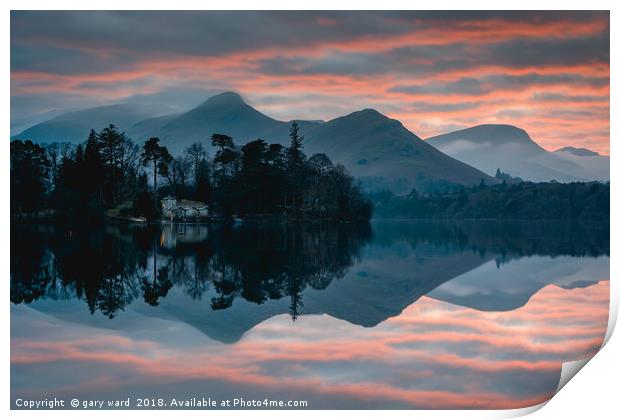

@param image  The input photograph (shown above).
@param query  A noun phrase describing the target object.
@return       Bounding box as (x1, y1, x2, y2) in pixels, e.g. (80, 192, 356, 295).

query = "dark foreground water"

(11, 220, 609, 409)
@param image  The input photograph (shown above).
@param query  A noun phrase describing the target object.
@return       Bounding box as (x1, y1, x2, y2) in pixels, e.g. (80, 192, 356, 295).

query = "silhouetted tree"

(211, 133, 237, 181)
(11, 140, 50, 215)
(286, 121, 307, 208)
(141, 137, 172, 206)
(11, 125, 372, 223)
(185, 142, 206, 184)
(45, 142, 61, 186)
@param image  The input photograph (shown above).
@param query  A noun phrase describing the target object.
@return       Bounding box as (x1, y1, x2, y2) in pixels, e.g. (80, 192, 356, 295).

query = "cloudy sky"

(11, 11, 610, 154)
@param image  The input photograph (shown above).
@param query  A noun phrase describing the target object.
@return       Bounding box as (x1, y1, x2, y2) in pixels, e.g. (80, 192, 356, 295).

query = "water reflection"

(11, 220, 608, 323)
(10, 281, 609, 409)
(10, 220, 610, 409)
(11, 222, 371, 320)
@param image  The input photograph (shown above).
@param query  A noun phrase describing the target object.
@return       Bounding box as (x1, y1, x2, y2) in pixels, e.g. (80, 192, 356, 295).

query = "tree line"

(10, 121, 372, 223)
(369, 181, 610, 221)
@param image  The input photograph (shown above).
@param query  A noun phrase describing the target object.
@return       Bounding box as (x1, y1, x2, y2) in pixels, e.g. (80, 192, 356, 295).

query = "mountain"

(13, 103, 175, 144)
(127, 92, 323, 152)
(304, 109, 494, 193)
(11, 109, 65, 137)
(555, 146, 600, 157)
(151, 92, 494, 193)
(125, 92, 493, 192)
(125, 113, 180, 142)
(425, 124, 594, 182)
(13, 92, 496, 192)
(553, 147, 609, 181)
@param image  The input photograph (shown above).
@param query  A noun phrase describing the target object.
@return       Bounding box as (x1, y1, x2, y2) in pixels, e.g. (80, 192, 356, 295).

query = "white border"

(3, 2, 617, 419)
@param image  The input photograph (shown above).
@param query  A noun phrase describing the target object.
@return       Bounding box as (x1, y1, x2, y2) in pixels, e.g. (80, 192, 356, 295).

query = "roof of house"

(178, 199, 208, 208)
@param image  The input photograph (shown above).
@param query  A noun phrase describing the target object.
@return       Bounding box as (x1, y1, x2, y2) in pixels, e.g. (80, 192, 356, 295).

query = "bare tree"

(185, 142, 207, 186)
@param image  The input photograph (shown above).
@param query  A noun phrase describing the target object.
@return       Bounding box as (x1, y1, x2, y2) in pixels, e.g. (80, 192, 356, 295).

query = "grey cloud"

(11, 44, 139, 75)
(406, 101, 486, 113)
(391, 78, 489, 96)
(531, 92, 609, 102)
(10, 10, 610, 126)
(11, 11, 609, 77)
(486, 73, 609, 89)
(487, 30, 609, 69)
(254, 30, 608, 82)
(390, 71, 608, 100)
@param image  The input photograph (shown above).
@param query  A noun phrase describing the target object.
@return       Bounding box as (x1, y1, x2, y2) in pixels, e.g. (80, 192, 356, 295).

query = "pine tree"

(286, 121, 306, 208)
(141, 138, 172, 206)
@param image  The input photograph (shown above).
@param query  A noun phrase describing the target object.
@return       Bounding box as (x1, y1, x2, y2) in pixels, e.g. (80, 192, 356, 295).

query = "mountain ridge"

(304, 109, 493, 192)
(425, 124, 606, 182)
(555, 146, 602, 157)
(20, 92, 608, 190)
(15, 91, 497, 192)
(14, 103, 176, 143)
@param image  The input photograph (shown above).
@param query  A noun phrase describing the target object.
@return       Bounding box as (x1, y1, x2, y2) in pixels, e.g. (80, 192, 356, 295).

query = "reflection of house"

(160, 224, 209, 248)
(161, 196, 210, 220)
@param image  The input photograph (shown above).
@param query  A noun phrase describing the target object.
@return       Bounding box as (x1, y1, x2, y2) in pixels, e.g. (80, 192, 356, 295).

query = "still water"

(11, 220, 609, 409)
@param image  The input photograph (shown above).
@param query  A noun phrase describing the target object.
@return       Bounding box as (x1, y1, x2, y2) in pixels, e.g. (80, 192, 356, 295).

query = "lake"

(10, 220, 610, 409)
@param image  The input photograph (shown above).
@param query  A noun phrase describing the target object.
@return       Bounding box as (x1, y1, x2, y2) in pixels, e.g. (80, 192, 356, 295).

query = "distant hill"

(553, 147, 609, 181)
(304, 109, 494, 193)
(16, 91, 493, 193)
(14, 103, 175, 144)
(555, 146, 600, 157)
(125, 113, 180, 142)
(426, 124, 597, 182)
(11, 109, 65, 137)
(144, 93, 493, 192)
(127, 92, 324, 152)
(45, 94, 620, 192)
(14, 98, 609, 187)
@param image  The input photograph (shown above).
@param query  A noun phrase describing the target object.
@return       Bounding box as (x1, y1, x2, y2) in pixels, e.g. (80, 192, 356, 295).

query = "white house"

(161, 196, 178, 217)
(161, 196, 210, 220)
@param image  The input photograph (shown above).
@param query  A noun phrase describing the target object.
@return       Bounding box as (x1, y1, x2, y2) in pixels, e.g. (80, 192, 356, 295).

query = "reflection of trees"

(10, 225, 56, 304)
(371, 220, 610, 260)
(204, 223, 371, 318)
(12, 219, 608, 320)
(10, 222, 371, 320)
(11, 224, 152, 318)
(51, 225, 148, 318)
(178, 223, 372, 319)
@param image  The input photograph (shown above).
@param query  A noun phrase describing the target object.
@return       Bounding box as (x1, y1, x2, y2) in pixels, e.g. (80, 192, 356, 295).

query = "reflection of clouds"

(11, 281, 608, 409)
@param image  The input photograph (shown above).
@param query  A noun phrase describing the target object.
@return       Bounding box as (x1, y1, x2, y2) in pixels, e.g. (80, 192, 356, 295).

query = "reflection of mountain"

(427, 258, 608, 311)
(11, 221, 609, 343)
(426, 124, 606, 182)
(148, 243, 490, 343)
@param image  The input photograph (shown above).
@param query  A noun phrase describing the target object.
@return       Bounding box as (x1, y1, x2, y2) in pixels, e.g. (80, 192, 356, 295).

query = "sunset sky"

(10, 11, 610, 154)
